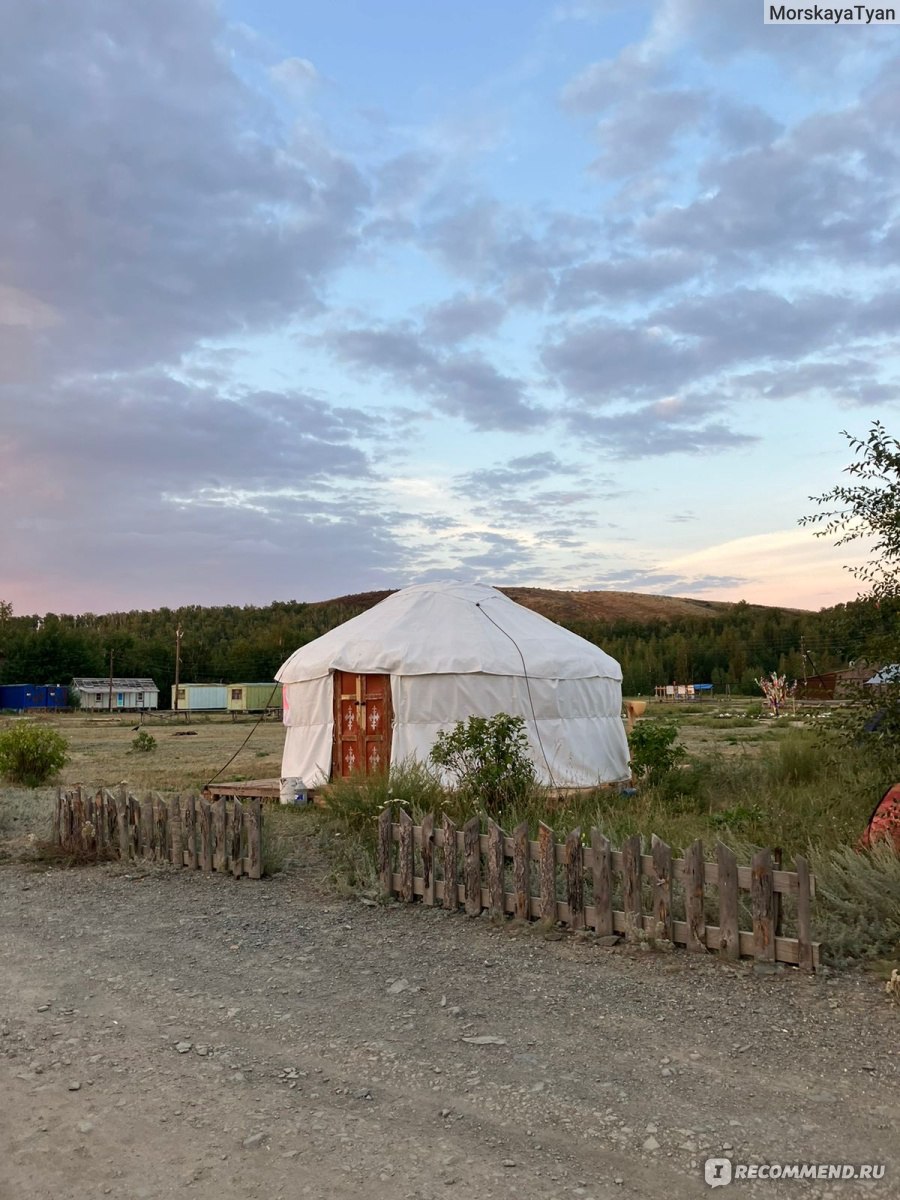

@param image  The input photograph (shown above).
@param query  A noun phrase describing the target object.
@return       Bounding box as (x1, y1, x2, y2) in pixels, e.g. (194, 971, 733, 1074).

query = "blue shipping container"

(1, 684, 35, 709)
(0, 683, 68, 709)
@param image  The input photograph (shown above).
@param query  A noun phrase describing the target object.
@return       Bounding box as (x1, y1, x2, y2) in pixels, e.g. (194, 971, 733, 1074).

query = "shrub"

(0, 723, 69, 787)
(430, 713, 537, 816)
(628, 720, 686, 783)
(131, 729, 156, 753)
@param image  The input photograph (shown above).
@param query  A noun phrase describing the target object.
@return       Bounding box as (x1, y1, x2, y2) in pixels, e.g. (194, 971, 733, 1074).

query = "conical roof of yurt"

(277, 580, 622, 681)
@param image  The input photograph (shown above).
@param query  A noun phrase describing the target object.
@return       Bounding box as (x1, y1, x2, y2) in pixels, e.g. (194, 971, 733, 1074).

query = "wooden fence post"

(565, 827, 584, 931)
(213, 797, 227, 871)
(169, 794, 183, 867)
(231, 798, 244, 878)
(591, 829, 613, 936)
(463, 817, 481, 916)
(716, 842, 739, 961)
(128, 794, 140, 859)
(246, 797, 262, 880)
(488, 821, 504, 917)
(684, 839, 706, 953)
(199, 798, 213, 872)
(538, 822, 556, 922)
(751, 849, 776, 963)
(442, 814, 458, 911)
(513, 822, 530, 920)
(651, 834, 673, 942)
(399, 808, 414, 903)
(104, 788, 117, 849)
(72, 787, 84, 853)
(421, 812, 435, 906)
(377, 804, 393, 896)
(84, 791, 97, 853)
(141, 795, 155, 861)
(795, 854, 814, 973)
(184, 795, 197, 869)
(155, 797, 168, 863)
(622, 834, 642, 938)
(116, 789, 128, 859)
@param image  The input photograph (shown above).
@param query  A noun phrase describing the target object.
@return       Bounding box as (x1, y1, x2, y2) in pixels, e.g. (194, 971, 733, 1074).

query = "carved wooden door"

(333, 672, 392, 777)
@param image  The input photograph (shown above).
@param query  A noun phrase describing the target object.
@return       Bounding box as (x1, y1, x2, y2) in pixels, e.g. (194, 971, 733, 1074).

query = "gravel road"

(1, 846, 896, 1200)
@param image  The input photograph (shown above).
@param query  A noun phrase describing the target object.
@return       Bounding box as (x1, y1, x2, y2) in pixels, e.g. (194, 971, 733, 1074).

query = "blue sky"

(1, 0, 897, 614)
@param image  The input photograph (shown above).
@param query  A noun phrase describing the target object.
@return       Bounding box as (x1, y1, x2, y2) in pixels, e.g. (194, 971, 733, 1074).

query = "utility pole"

(173, 626, 184, 712)
(107, 649, 114, 713)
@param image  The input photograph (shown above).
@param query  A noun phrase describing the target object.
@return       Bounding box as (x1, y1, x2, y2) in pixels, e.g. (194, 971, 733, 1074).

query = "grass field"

(0, 710, 285, 793)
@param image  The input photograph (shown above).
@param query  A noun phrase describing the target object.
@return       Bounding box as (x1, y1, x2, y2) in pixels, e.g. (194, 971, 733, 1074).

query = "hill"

(314, 586, 797, 625)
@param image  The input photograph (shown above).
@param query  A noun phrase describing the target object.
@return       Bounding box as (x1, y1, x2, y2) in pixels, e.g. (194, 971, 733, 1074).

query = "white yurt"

(276, 581, 630, 791)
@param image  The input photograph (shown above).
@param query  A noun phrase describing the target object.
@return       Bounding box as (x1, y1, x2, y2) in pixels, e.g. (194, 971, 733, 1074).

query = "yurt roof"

(276, 581, 622, 683)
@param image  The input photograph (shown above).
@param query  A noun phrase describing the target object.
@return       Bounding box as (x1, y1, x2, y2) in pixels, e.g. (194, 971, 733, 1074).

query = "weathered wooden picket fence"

(53, 786, 262, 878)
(378, 807, 819, 971)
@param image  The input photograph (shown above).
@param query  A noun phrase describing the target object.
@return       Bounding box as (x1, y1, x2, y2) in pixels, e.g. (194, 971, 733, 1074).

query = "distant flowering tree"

(755, 671, 796, 717)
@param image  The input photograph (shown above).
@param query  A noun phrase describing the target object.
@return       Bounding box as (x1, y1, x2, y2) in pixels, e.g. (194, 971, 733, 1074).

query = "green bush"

(628, 720, 686, 783)
(131, 730, 156, 753)
(430, 713, 537, 816)
(0, 723, 69, 787)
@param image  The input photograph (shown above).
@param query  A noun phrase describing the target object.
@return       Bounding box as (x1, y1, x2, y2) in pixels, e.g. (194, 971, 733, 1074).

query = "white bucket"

(280, 776, 308, 806)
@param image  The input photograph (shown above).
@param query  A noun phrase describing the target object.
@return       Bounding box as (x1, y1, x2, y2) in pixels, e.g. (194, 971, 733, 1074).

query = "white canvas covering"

(276, 581, 630, 789)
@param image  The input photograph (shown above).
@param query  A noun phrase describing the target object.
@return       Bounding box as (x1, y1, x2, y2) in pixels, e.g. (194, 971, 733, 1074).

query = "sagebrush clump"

(0, 723, 69, 786)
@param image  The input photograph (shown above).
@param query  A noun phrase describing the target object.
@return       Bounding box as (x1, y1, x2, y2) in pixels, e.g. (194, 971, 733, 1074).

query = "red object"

(860, 784, 900, 852)
(332, 672, 392, 778)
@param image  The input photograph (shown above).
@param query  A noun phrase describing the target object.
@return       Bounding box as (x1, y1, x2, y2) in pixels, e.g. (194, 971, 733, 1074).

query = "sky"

(1, 0, 897, 617)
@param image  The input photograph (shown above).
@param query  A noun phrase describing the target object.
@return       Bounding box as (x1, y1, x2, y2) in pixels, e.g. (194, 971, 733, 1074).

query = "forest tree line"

(1, 592, 895, 702)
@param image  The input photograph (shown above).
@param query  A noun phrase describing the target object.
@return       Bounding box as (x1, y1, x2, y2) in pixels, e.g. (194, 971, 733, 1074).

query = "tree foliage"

(801, 421, 900, 603)
(801, 423, 900, 765)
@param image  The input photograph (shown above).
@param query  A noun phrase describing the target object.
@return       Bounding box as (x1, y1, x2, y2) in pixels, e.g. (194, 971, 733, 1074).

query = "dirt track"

(1, 845, 896, 1200)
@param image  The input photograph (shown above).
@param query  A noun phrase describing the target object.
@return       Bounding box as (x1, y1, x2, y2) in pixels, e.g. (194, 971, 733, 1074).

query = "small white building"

(72, 677, 159, 711)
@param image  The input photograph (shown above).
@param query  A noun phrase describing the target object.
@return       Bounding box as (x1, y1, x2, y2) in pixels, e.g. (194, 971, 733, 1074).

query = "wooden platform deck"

(204, 778, 323, 806)
(204, 778, 280, 800)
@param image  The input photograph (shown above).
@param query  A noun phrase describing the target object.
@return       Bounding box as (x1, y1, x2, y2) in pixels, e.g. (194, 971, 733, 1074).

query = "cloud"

(422, 293, 506, 344)
(554, 251, 703, 309)
(0, 0, 368, 385)
(269, 56, 320, 91)
(454, 452, 575, 496)
(659, 527, 876, 609)
(327, 324, 545, 431)
(565, 402, 756, 458)
(638, 118, 896, 266)
(543, 321, 700, 402)
(590, 88, 708, 178)
(560, 48, 664, 114)
(421, 197, 600, 298)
